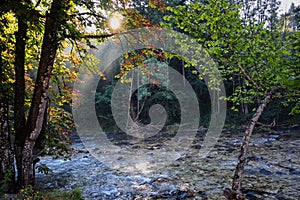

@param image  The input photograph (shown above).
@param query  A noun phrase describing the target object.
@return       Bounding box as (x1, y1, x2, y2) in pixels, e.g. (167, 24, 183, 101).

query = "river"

(35, 129, 300, 199)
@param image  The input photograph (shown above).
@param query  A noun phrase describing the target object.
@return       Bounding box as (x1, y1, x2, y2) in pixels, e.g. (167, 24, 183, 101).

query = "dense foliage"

(0, 0, 116, 192)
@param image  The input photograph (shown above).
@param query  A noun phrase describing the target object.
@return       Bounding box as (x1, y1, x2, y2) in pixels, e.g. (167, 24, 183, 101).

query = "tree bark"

(14, 16, 28, 190)
(33, 94, 49, 162)
(0, 49, 15, 193)
(224, 89, 275, 199)
(17, 0, 67, 187)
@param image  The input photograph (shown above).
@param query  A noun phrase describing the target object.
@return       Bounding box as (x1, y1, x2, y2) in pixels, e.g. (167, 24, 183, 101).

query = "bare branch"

(83, 33, 114, 39)
(70, 12, 106, 20)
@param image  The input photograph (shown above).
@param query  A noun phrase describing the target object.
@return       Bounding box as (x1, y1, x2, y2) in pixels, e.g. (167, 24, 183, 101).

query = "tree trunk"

(14, 15, 28, 190)
(127, 71, 135, 127)
(242, 81, 249, 115)
(20, 98, 49, 187)
(33, 94, 49, 162)
(224, 89, 275, 200)
(16, 0, 67, 187)
(0, 49, 15, 193)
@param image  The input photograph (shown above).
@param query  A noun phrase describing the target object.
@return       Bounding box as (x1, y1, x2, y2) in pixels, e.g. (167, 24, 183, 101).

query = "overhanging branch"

(70, 12, 106, 20)
(83, 33, 114, 39)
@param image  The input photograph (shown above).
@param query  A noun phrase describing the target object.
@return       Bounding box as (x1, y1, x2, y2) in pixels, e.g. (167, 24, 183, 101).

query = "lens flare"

(72, 28, 226, 174)
(108, 14, 123, 31)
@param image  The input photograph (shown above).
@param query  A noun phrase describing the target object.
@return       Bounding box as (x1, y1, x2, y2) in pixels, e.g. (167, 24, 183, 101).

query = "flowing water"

(35, 129, 300, 200)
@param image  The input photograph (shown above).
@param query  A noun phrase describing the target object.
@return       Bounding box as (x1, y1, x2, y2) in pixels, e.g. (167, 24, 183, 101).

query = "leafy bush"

(43, 107, 74, 159)
(0, 170, 13, 196)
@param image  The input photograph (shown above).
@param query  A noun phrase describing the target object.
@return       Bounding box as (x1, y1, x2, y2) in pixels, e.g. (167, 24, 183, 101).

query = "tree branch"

(71, 12, 106, 20)
(83, 33, 114, 39)
(237, 63, 261, 91)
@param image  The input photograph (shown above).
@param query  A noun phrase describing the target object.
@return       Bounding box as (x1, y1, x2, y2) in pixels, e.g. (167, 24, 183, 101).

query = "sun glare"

(108, 13, 123, 31)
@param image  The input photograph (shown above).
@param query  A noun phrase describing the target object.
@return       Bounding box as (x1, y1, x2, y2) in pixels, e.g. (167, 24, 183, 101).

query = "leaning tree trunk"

(16, 0, 67, 187)
(224, 89, 275, 200)
(0, 49, 15, 193)
(33, 95, 50, 164)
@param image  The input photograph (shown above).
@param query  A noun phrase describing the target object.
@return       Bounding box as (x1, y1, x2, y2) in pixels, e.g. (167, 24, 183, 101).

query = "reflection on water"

(36, 130, 300, 199)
